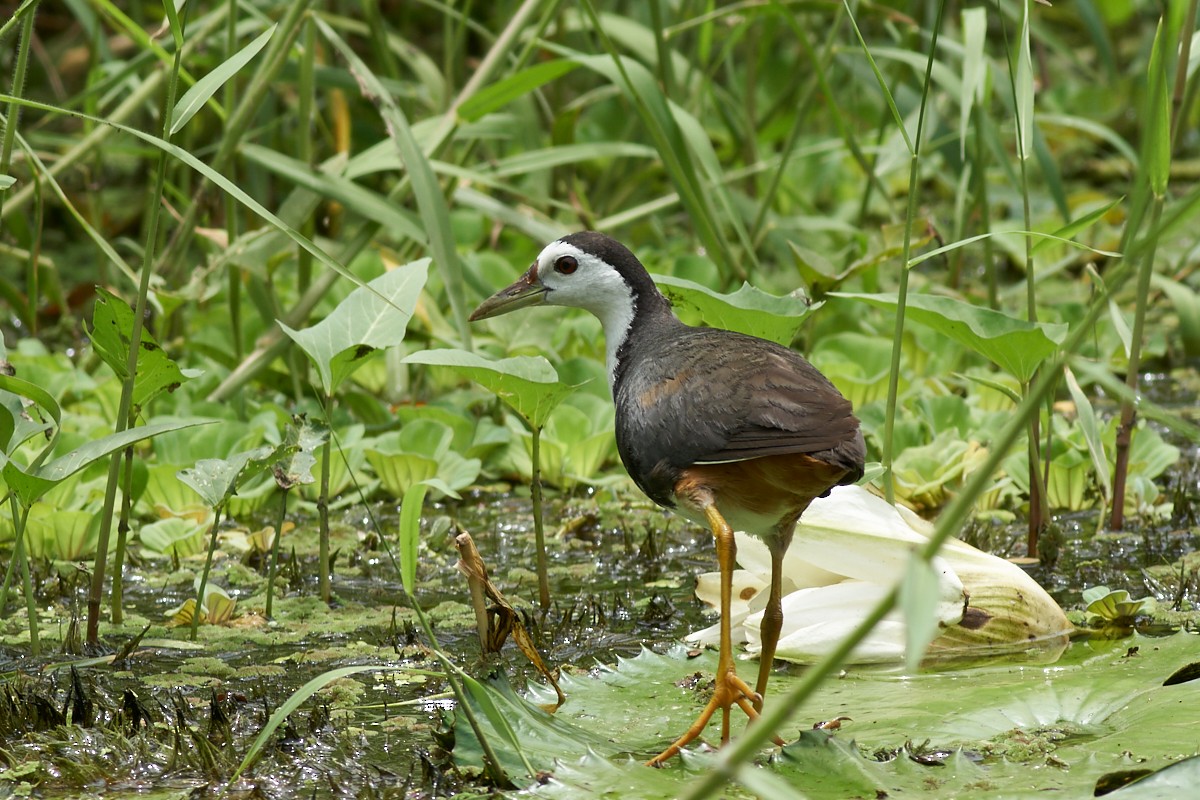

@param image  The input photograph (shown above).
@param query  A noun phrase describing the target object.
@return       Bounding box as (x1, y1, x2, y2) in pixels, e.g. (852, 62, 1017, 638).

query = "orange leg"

(753, 529, 792, 711)
(647, 504, 771, 767)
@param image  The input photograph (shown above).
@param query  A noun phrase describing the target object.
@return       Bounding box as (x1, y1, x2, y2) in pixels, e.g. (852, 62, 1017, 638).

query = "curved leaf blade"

(171, 24, 277, 135)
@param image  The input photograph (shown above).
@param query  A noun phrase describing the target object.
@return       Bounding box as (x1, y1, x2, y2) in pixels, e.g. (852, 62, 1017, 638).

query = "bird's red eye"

(555, 255, 578, 275)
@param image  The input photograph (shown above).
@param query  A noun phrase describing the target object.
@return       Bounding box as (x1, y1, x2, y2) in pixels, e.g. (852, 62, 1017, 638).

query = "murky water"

(2, 376, 1198, 798)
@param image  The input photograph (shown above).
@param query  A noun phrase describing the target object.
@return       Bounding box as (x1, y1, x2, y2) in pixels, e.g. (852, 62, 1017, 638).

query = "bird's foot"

(645, 668, 775, 767)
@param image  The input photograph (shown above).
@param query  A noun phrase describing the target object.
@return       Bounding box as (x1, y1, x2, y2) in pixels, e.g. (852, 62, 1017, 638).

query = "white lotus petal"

(685, 485, 1071, 664)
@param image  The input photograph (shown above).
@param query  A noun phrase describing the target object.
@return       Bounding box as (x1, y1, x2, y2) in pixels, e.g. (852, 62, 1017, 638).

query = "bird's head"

(469, 232, 655, 325)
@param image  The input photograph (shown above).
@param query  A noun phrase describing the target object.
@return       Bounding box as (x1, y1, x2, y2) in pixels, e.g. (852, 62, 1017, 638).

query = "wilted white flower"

(688, 485, 1072, 664)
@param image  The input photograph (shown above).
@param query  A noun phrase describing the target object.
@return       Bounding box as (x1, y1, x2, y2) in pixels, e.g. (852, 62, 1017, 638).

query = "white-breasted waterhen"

(470, 231, 865, 765)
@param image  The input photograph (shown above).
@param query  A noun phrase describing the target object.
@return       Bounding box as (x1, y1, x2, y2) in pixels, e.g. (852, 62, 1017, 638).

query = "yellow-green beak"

(469, 264, 547, 321)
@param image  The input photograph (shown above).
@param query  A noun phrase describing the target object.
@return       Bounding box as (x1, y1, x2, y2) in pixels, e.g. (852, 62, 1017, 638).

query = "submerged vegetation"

(2, 0, 1200, 797)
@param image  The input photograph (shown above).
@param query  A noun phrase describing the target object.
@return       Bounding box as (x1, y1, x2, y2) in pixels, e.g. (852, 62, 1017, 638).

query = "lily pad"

(1083, 585, 1150, 621)
(453, 632, 1200, 798)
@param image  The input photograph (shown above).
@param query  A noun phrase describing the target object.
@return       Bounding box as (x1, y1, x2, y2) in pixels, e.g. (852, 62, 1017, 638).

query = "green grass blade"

(1063, 364, 1111, 501)
(1015, 0, 1034, 160)
(171, 23, 276, 134)
(1031, 197, 1125, 255)
(457, 59, 581, 122)
(0, 94, 374, 297)
(1144, 18, 1173, 197)
(960, 7, 987, 160)
(232, 665, 415, 780)
(842, 0, 912, 153)
(313, 16, 472, 348)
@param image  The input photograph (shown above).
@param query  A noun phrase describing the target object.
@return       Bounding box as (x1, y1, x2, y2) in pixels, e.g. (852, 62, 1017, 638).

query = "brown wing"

(615, 326, 864, 485)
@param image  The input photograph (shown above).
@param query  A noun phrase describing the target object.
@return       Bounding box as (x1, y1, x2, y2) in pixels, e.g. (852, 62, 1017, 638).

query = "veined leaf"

(90, 287, 193, 409)
(403, 349, 571, 430)
(280, 260, 430, 395)
(655, 275, 815, 345)
(176, 445, 274, 510)
(3, 418, 215, 507)
(832, 292, 1067, 382)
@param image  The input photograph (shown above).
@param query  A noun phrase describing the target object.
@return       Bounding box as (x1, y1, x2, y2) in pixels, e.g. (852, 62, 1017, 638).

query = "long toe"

(645, 669, 763, 767)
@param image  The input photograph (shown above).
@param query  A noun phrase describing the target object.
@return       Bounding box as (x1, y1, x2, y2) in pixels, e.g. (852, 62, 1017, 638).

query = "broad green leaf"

(1082, 585, 1149, 620)
(457, 60, 581, 121)
(832, 293, 1067, 382)
(398, 419, 454, 458)
(0, 374, 58, 456)
(89, 287, 193, 409)
(171, 24, 276, 134)
(1106, 755, 1200, 798)
(403, 349, 572, 430)
(462, 673, 532, 779)
(398, 481, 428, 596)
(0, 399, 13, 453)
(280, 260, 430, 395)
(25, 503, 98, 560)
(4, 418, 216, 507)
(0, 174, 15, 190)
(176, 445, 273, 510)
(457, 635, 1200, 797)
(138, 517, 207, 558)
(366, 450, 439, 499)
(272, 416, 326, 490)
(655, 275, 815, 345)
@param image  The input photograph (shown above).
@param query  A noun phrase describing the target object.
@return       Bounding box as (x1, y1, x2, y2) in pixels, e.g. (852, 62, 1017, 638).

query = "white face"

(534, 240, 634, 318)
(534, 239, 636, 388)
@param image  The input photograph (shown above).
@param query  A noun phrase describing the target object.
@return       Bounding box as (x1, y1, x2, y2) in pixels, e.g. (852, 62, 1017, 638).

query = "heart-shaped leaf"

(280, 259, 429, 395)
